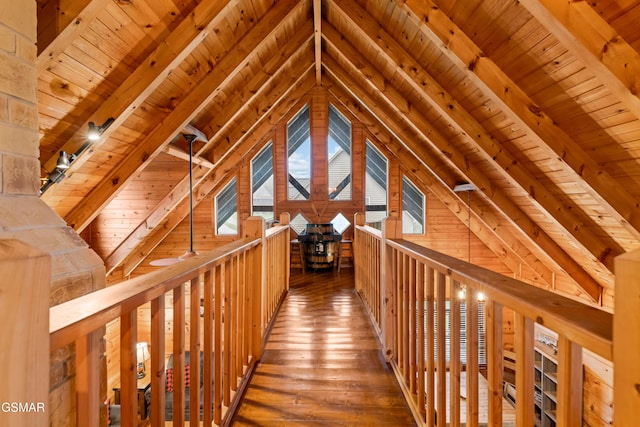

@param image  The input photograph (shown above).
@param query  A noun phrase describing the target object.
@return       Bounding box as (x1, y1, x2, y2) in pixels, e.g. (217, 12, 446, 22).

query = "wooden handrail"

(387, 238, 612, 360)
(354, 217, 614, 427)
(50, 238, 260, 350)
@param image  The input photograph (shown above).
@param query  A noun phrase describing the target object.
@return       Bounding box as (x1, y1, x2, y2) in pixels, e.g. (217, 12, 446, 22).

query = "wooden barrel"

(298, 223, 342, 270)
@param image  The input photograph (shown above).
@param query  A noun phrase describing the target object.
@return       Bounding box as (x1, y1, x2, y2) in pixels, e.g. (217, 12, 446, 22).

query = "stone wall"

(0, 1, 106, 425)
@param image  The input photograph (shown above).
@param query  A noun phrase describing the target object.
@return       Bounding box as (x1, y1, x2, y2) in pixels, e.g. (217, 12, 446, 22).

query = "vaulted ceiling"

(36, 0, 640, 308)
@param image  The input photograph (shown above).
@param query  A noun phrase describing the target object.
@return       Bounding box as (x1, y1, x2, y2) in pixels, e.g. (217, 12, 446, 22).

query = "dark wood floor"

(232, 269, 416, 426)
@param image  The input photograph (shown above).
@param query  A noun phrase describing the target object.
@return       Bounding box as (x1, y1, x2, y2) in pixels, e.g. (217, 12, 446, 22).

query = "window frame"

(401, 175, 425, 235)
(215, 177, 238, 235)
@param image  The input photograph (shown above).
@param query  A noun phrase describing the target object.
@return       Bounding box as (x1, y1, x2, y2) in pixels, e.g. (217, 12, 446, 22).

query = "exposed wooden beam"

(163, 146, 214, 169)
(63, 0, 300, 232)
(40, 0, 238, 176)
(328, 80, 551, 289)
(519, 0, 640, 117)
(324, 62, 554, 291)
(212, 62, 315, 169)
(333, 0, 622, 273)
(322, 24, 606, 301)
(197, 18, 314, 158)
(313, 0, 322, 84)
(37, 0, 111, 74)
(401, 0, 640, 241)
(120, 71, 316, 275)
(106, 40, 314, 273)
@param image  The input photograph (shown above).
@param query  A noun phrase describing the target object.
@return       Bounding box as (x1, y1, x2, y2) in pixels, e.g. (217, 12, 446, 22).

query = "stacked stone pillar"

(0, 2, 106, 425)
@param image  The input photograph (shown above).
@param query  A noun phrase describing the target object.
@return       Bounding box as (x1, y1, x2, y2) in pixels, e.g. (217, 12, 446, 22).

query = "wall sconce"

(40, 117, 115, 195)
(136, 342, 149, 379)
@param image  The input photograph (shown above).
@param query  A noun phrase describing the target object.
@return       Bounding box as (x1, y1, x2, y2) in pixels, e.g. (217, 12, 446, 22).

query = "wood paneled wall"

(275, 91, 365, 239)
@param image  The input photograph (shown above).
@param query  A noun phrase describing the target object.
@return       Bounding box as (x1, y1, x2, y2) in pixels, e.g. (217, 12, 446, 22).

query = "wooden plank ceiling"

(36, 0, 640, 307)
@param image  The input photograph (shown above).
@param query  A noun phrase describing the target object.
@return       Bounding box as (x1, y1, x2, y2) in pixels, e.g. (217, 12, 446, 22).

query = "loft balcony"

(3, 213, 630, 427)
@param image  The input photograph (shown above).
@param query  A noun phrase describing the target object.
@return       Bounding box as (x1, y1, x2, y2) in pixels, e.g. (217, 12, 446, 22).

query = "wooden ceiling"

(36, 0, 640, 307)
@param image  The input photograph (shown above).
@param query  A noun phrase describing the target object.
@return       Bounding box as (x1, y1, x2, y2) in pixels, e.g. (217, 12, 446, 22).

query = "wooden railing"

(353, 212, 382, 333)
(354, 215, 614, 427)
(49, 215, 290, 427)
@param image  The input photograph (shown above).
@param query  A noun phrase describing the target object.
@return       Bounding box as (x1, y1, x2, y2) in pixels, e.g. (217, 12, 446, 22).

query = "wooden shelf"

(546, 390, 557, 403)
(534, 343, 558, 427)
(544, 409, 557, 422)
(545, 371, 557, 383)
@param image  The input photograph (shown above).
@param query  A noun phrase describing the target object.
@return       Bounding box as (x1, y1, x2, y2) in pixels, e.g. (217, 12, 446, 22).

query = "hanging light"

(151, 133, 199, 266)
(453, 181, 475, 264)
(179, 133, 199, 260)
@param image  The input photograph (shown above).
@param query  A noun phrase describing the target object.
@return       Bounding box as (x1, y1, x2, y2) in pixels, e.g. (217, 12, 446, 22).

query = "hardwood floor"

(232, 269, 416, 426)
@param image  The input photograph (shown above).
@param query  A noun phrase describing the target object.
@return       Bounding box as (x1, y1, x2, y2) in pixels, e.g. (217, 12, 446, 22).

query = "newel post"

(244, 216, 266, 360)
(380, 215, 402, 362)
(353, 212, 365, 293)
(280, 212, 291, 291)
(614, 248, 640, 423)
(0, 240, 50, 427)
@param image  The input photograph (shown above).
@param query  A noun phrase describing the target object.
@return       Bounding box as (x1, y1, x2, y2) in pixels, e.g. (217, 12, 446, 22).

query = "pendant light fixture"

(150, 134, 199, 266)
(453, 181, 475, 299)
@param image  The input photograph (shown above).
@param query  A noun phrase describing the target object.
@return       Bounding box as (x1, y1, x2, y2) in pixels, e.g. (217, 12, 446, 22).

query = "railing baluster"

(76, 330, 101, 427)
(190, 277, 201, 424)
(224, 259, 232, 407)
(556, 335, 583, 427)
(203, 269, 214, 426)
(236, 253, 246, 376)
(376, 235, 381, 324)
(402, 252, 410, 381)
(416, 262, 426, 420)
(230, 255, 239, 391)
(243, 250, 252, 365)
(409, 257, 417, 394)
(436, 271, 447, 427)
(150, 295, 166, 426)
(466, 287, 479, 427)
(426, 266, 436, 427)
(214, 264, 223, 425)
(173, 284, 185, 427)
(515, 313, 534, 427)
(486, 300, 503, 427)
(450, 280, 461, 427)
(396, 249, 403, 367)
(120, 310, 138, 427)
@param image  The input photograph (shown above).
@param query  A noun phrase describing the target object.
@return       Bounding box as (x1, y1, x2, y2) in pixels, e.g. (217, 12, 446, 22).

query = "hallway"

(232, 269, 416, 426)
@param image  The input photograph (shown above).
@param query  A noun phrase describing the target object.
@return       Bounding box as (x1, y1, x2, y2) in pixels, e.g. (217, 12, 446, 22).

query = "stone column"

(0, 2, 107, 425)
